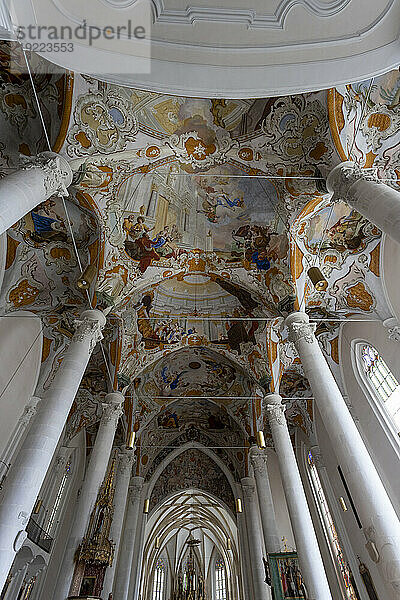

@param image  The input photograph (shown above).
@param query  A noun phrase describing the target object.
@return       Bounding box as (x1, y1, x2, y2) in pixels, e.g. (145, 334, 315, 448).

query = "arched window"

(307, 451, 357, 600)
(44, 459, 71, 535)
(215, 558, 227, 600)
(359, 344, 400, 432)
(152, 558, 166, 600)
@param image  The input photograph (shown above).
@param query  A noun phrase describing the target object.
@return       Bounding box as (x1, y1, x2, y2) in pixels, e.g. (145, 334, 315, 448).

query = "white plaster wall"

(381, 233, 400, 321)
(0, 312, 42, 457)
(339, 319, 400, 514)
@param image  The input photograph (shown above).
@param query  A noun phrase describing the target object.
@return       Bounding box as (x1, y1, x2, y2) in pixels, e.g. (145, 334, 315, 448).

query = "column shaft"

(54, 392, 124, 599)
(236, 506, 253, 600)
(102, 448, 134, 596)
(286, 311, 400, 598)
(0, 152, 72, 235)
(113, 477, 144, 600)
(0, 309, 106, 590)
(327, 161, 400, 245)
(241, 477, 271, 600)
(265, 394, 332, 600)
(249, 447, 280, 553)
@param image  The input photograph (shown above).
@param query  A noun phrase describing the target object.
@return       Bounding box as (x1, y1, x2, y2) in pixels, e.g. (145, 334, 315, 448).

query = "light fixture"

(77, 263, 97, 290)
(339, 497, 348, 512)
(235, 498, 243, 513)
(33, 498, 42, 514)
(126, 431, 136, 449)
(307, 266, 328, 291)
(256, 430, 266, 449)
(227, 537, 232, 551)
(143, 498, 150, 514)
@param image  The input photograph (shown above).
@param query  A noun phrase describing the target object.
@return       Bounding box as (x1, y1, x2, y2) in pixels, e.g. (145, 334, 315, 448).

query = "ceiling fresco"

(0, 40, 399, 481)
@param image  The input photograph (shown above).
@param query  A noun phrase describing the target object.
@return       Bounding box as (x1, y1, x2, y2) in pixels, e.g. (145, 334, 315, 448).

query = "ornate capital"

(20, 151, 72, 197)
(101, 401, 123, 427)
(285, 312, 316, 345)
(326, 161, 381, 204)
(383, 317, 400, 343)
(129, 477, 144, 502)
(73, 309, 106, 353)
(264, 393, 286, 426)
(19, 396, 40, 426)
(249, 446, 268, 475)
(118, 448, 135, 477)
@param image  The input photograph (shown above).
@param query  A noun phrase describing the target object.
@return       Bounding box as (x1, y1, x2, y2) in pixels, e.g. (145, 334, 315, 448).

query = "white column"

(102, 447, 135, 597)
(236, 499, 252, 600)
(0, 396, 41, 486)
(131, 499, 147, 600)
(0, 152, 72, 235)
(326, 161, 400, 245)
(113, 476, 144, 600)
(54, 392, 124, 599)
(264, 393, 332, 600)
(241, 477, 270, 600)
(0, 309, 106, 591)
(249, 446, 280, 554)
(286, 311, 400, 598)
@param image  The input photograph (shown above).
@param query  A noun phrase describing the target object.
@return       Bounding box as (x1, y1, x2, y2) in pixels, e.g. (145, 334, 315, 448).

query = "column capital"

(19, 396, 41, 426)
(383, 317, 400, 343)
(128, 476, 144, 502)
(285, 311, 316, 344)
(20, 151, 73, 198)
(73, 309, 107, 353)
(118, 447, 135, 477)
(264, 393, 286, 426)
(326, 161, 381, 204)
(101, 393, 124, 427)
(249, 445, 268, 475)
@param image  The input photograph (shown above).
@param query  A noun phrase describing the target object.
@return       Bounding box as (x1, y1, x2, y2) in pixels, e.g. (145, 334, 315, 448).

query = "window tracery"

(152, 558, 166, 600)
(215, 558, 227, 600)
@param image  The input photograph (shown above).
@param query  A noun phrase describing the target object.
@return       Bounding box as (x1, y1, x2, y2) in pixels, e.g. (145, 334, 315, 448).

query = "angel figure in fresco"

(161, 366, 188, 391)
(325, 210, 367, 252)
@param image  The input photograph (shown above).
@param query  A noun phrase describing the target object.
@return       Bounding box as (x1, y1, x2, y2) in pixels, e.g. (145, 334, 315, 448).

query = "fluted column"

(249, 446, 280, 553)
(102, 447, 135, 597)
(265, 393, 332, 600)
(0, 309, 106, 590)
(0, 152, 72, 235)
(113, 476, 144, 600)
(54, 392, 124, 599)
(286, 311, 400, 598)
(326, 161, 400, 245)
(241, 477, 270, 600)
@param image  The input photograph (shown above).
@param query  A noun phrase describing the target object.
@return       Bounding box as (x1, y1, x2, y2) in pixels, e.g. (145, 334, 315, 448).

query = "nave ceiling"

(0, 41, 399, 502)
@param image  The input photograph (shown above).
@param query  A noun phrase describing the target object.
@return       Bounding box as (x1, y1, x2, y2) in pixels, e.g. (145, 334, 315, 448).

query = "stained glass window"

(45, 460, 71, 535)
(215, 558, 226, 600)
(360, 345, 400, 431)
(153, 559, 166, 600)
(307, 451, 357, 600)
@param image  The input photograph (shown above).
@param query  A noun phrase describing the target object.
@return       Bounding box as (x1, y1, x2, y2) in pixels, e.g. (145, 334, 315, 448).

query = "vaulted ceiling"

(1, 40, 399, 494)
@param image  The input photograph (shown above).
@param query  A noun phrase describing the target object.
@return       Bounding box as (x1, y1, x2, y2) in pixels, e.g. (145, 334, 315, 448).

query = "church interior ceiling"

(0, 40, 399, 492)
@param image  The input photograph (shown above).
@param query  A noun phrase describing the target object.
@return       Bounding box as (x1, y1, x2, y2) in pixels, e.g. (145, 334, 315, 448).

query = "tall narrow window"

(45, 459, 71, 535)
(360, 344, 400, 430)
(307, 451, 357, 600)
(215, 558, 227, 600)
(152, 559, 166, 600)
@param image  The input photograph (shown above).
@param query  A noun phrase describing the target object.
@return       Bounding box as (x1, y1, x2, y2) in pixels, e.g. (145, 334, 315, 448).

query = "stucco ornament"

(20, 152, 72, 197)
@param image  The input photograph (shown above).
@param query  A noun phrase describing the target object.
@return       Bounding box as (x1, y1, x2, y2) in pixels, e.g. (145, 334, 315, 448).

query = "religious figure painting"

(269, 553, 307, 600)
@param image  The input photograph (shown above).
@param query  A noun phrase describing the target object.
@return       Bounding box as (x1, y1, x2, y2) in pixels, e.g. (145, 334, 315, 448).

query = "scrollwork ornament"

(287, 321, 316, 345)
